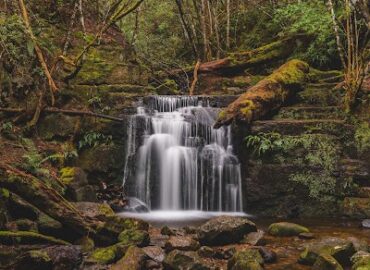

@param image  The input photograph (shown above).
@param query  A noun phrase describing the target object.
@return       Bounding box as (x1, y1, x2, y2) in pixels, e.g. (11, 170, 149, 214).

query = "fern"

(78, 132, 112, 150)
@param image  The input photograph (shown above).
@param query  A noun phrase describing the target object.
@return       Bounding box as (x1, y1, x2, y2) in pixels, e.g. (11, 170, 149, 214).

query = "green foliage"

(78, 132, 112, 150)
(272, 1, 338, 68)
(21, 139, 50, 178)
(245, 132, 354, 200)
(355, 122, 370, 154)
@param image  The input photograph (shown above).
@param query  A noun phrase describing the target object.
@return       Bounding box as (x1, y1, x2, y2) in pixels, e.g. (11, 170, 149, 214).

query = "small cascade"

(123, 96, 243, 212)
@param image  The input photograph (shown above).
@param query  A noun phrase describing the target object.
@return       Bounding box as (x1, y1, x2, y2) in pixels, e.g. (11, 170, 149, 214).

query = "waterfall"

(123, 96, 243, 212)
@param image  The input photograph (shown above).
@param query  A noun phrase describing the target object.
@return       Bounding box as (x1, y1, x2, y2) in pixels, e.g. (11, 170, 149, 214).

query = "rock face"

(197, 216, 257, 246)
(227, 248, 264, 270)
(268, 222, 309, 237)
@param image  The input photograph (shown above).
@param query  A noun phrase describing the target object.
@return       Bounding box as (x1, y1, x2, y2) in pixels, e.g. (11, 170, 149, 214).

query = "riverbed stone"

(110, 246, 148, 270)
(242, 230, 267, 246)
(165, 235, 200, 252)
(312, 254, 343, 270)
(268, 222, 309, 237)
(362, 219, 370, 229)
(164, 250, 214, 270)
(299, 237, 356, 266)
(227, 248, 264, 270)
(197, 216, 257, 246)
(117, 229, 150, 247)
(142, 246, 165, 262)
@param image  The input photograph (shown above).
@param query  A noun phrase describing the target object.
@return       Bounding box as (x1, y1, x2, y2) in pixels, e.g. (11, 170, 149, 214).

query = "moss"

(117, 229, 150, 247)
(155, 79, 180, 95)
(90, 243, 129, 264)
(98, 204, 115, 217)
(228, 249, 264, 270)
(268, 222, 309, 237)
(0, 231, 69, 245)
(75, 236, 95, 252)
(60, 167, 76, 186)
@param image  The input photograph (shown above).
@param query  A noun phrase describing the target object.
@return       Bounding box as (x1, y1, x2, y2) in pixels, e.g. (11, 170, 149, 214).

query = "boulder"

(299, 232, 315, 239)
(198, 246, 216, 258)
(268, 222, 309, 237)
(197, 216, 257, 246)
(111, 246, 148, 270)
(299, 237, 356, 266)
(74, 202, 115, 220)
(44, 246, 83, 270)
(161, 225, 176, 236)
(36, 212, 63, 237)
(142, 246, 165, 263)
(163, 250, 214, 270)
(242, 230, 267, 246)
(117, 229, 150, 247)
(227, 248, 264, 270)
(352, 251, 370, 270)
(165, 236, 200, 252)
(0, 231, 69, 245)
(5, 218, 38, 232)
(312, 254, 343, 270)
(75, 236, 95, 252)
(89, 243, 129, 264)
(257, 247, 277, 263)
(361, 219, 370, 229)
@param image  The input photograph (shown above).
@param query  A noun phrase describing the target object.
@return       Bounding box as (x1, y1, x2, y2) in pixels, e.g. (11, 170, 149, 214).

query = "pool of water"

(118, 210, 250, 227)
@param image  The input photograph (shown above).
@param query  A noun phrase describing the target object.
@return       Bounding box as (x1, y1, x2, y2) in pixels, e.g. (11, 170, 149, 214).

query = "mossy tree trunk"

(214, 59, 310, 128)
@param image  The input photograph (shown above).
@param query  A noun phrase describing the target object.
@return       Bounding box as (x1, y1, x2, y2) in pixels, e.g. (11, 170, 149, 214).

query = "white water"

(123, 96, 243, 213)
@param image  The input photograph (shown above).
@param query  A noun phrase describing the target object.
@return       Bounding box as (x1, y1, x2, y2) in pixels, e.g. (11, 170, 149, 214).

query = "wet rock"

(257, 247, 277, 263)
(184, 226, 198, 235)
(312, 254, 343, 270)
(268, 222, 309, 237)
(198, 246, 215, 258)
(74, 202, 114, 220)
(89, 243, 129, 264)
(242, 230, 266, 246)
(75, 236, 95, 252)
(12, 250, 53, 270)
(111, 246, 148, 270)
(6, 218, 38, 232)
(37, 212, 63, 236)
(228, 248, 264, 270)
(299, 232, 315, 239)
(197, 216, 257, 246)
(142, 246, 165, 262)
(361, 219, 370, 229)
(123, 197, 149, 213)
(352, 251, 370, 270)
(299, 237, 356, 266)
(165, 236, 200, 252)
(149, 234, 169, 248)
(161, 225, 176, 236)
(44, 246, 83, 270)
(163, 250, 214, 270)
(118, 229, 150, 247)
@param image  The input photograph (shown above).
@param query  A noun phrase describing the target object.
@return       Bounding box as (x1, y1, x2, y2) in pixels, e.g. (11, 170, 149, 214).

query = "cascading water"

(123, 96, 243, 214)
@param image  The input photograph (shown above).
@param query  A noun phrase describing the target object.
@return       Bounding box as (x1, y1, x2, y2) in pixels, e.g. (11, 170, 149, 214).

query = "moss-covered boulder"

(75, 236, 95, 252)
(111, 246, 149, 270)
(227, 248, 264, 270)
(268, 222, 309, 237)
(163, 250, 214, 270)
(299, 237, 356, 266)
(89, 243, 129, 265)
(36, 212, 63, 236)
(352, 251, 370, 270)
(215, 59, 310, 128)
(312, 254, 343, 270)
(343, 198, 370, 219)
(117, 229, 150, 247)
(6, 218, 38, 232)
(197, 216, 257, 246)
(74, 202, 114, 220)
(0, 231, 69, 245)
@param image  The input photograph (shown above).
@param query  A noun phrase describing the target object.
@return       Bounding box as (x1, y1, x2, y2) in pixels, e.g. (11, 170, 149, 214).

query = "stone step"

(274, 106, 344, 120)
(251, 119, 352, 136)
(343, 197, 370, 219)
(297, 88, 342, 106)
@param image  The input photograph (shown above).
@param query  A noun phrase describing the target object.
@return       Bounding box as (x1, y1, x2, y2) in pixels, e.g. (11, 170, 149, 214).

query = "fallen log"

(214, 59, 310, 128)
(0, 107, 124, 122)
(170, 34, 311, 76)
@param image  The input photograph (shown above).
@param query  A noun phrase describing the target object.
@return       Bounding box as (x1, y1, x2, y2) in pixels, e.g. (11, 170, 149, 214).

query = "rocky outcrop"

(197, 216, 257, 246)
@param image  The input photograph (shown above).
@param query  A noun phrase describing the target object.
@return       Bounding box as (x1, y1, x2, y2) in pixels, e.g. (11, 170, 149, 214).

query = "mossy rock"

(75, 236, 95, 252)
(313, 254, 343, 270)
(352, 252, 370, 270)
(8, 219, 38, 233)
(343, 198, 370, 219)
(268, 222, 309, 237)
(60, 167, 88, 188)
(89, 243, 129, 265)
(37, 212, 63, 235)
(164, 250, 213, 270)
(0, 231, 69, 245)
(111, 246, 148, 270)
(227, 248, 264, 270)
(299, 237, 356, 266)
(117, 229, 150, 247)
(74, 202, 115, 220)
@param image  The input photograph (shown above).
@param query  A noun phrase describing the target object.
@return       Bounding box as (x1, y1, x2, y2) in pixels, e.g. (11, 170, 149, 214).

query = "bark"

(214, 60, 310, 128)
(189, 60, 201, 95)
(226, 0, 231, 50)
